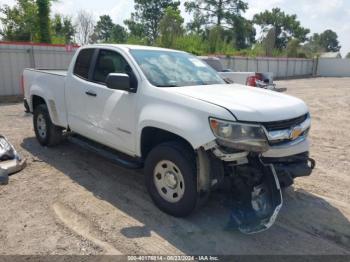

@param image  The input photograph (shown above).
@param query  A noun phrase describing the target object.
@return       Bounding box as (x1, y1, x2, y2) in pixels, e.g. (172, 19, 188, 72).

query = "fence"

(317, 58, 350, 77)
(219, 56, 316, 79)
(0, 42, 79, 97)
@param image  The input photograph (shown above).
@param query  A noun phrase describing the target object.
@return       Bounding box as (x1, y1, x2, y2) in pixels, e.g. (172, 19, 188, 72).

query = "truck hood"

(169, 84, 308, 122)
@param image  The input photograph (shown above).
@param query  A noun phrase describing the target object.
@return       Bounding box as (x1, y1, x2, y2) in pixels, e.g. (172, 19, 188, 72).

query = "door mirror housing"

(106, 73, 136, 93)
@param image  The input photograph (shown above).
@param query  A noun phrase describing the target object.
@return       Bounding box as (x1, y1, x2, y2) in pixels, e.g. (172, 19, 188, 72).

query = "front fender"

(137, 104, 216, 155)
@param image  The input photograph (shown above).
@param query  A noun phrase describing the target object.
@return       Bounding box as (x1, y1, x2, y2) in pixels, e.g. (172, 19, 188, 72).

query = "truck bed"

(23, 68, 68, 128)
(26, 69, 67, 77)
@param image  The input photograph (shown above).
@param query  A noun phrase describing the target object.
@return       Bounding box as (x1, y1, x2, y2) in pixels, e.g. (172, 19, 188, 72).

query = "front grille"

(261, 114, 308, 131)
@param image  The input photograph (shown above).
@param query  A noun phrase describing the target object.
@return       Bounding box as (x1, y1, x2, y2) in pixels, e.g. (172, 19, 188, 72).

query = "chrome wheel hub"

(37, 114, 47, 139)
(165, 172, 177, 188)
(154, 160, 185, 203)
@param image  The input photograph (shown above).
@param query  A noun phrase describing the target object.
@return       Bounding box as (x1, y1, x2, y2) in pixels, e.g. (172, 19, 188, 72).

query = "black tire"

(144, 141, 198, 217)
(33, 104, 63, 147)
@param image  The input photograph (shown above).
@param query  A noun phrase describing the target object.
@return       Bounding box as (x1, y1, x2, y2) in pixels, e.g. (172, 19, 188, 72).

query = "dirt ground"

(0, 77, 349, 255)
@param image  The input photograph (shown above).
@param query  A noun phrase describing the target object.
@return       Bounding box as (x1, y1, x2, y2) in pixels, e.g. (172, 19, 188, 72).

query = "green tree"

(346, 53, 350, 59)
(317, 30, 341, 52)
(253, 8, 310, 49)
(62, 17, 76, 43)
(207, 26, 225, 53)
(51, 14, 75, 44)
(303, 30, 341, 56)
(262, 27, 276, 56)
(185, 0, 253, 50)
(0, 0, 37, 41)
(52, 14, 63, 35)
(94, 15, 114, 42)
(227, 16, 255, 49)
(127, 0, 180, 44)
(158, 6, 184, 48)
(286, 39, 300, 57)
(174, 34, 209, 55)
(124, 14, 146, 41)
(111, 24, 127, 43)
(303, 33, 325, 56)
(36, 0, 51, 43)
(186, 10, 206, 35)
(93, 15, 127, 43)
(185, 0, 248, 26)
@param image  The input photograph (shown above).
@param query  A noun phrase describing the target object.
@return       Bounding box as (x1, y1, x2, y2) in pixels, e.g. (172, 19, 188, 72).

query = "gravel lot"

(0, 77, 349, 255)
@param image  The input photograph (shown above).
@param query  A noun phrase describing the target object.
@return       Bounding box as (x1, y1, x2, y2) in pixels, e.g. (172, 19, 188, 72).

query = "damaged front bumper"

(261, 152, 316, 187)
(0, 136, 26, 183)
(230, 163, 283, 234)
(198, 139, 315, 234)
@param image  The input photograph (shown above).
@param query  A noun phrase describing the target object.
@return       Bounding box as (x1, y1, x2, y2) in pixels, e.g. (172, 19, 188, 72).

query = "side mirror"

(106, 73, 135, 93)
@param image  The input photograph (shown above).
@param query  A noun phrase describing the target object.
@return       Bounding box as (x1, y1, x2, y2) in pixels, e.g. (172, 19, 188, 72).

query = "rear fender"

(30, 86, 65, 127)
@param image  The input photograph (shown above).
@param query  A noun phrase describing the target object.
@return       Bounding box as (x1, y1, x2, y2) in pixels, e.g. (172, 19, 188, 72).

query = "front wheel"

(144, 142, 198, 217)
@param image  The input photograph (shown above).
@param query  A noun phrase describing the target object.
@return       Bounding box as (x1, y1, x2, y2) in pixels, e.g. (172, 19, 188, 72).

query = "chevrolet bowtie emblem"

(290, 126, 303, 140)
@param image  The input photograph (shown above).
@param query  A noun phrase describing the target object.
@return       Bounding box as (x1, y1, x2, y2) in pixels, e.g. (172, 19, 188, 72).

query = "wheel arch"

(31, 95, 47, 111)
(140, 126, 195, 160)
(30, 92, 62, 127)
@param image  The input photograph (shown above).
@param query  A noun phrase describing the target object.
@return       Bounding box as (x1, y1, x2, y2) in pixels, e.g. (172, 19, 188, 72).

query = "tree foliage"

(0, 0, 37, 41)
(186, 10, 206, 35)
(111, 24, 127, 43)
(62, 17, 76, 43)
(94, 15, 114, 42)
(0, 0, 344, 58)
(315, 30, 341, 52)
(124, 16, 144, 38)
(126, 0, 180, 44)
(185, 0, 248, 26)
(158, 6, 184, 48)
(263, 27, 276, 56)
(207, 26, 224, 53)
(286, 38, 300, 57)
(303, 33, 326, 55)
(253, 8, 310, 49)
(51, 14, 75, 44)
(185, 0, 254, 50)
(94, 15, 127, 43)
(227, 16, 255, 49)
(303, 30, 341, 56)
(36, 0, 51, 43)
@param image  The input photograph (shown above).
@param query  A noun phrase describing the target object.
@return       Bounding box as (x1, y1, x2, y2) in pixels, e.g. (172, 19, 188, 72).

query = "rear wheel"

(145, 141, 198, 217)
(33, 104, 63, 146)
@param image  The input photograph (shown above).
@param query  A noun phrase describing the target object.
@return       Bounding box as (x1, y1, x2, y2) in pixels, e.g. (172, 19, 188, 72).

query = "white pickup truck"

(23, 44, 314, 233)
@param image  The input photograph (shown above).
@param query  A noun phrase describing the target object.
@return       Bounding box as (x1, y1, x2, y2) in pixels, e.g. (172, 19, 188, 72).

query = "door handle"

(85, 91, 97, 97)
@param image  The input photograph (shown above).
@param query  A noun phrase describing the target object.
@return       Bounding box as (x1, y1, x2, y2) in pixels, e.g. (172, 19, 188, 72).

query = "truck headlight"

(209, 118, 269, 152)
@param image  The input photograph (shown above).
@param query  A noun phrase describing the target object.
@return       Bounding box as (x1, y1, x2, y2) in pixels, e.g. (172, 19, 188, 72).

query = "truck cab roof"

(81, 44, 184, 53)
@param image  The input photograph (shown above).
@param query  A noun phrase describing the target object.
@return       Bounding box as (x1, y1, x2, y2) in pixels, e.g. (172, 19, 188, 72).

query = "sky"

(1, 0, 349, 56)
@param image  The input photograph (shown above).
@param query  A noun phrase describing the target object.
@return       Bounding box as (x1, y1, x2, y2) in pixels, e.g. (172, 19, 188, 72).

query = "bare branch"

(75, 10, 95, 45)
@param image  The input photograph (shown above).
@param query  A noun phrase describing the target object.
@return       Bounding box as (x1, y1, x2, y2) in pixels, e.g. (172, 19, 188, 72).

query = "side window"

(73, 49, 95, 79)
(93, 49, 129, 84)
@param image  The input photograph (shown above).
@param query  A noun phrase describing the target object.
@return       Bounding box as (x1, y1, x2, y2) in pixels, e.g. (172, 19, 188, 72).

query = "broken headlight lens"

(209, 118, 269, 152)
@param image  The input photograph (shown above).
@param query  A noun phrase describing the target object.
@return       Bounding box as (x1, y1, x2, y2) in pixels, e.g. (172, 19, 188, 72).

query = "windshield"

(130, 49, 225, 87)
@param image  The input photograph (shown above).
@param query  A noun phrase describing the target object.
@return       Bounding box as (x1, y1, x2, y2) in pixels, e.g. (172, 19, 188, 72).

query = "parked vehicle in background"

(199, 56, 280, 91)
(23, 44, 314, 234)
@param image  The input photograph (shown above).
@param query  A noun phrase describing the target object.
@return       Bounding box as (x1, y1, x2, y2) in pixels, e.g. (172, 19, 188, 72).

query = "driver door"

(68, 48, 139, 155)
